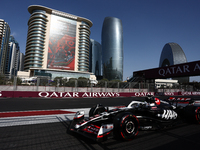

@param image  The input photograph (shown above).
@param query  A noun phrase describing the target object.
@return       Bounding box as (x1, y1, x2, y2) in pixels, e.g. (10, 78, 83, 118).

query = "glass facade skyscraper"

(5, 36, 20, 77)
(101, 17, 123, 81)
(89, 39, 102, 78)
(159, 42, 189, 83)
(159, 43, 187, 67)
(0, 19, 10, 74)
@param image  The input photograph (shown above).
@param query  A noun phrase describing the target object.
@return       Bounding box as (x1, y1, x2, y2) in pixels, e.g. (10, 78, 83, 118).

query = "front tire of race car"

(113, 112, 139, 141)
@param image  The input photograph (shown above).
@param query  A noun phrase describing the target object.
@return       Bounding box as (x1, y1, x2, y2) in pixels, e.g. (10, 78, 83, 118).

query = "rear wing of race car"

(167, 97, 200, 107)
(168, 97, 192, 102)
(167, 97, 193, 106)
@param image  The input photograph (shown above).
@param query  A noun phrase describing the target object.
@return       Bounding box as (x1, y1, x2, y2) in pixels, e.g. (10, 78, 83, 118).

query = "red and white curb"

(0, 106, 124, 127)
(0, 108, 90, 127)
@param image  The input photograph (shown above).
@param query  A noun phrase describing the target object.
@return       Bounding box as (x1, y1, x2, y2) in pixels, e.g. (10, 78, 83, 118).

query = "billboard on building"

(47, 15, 76, 70)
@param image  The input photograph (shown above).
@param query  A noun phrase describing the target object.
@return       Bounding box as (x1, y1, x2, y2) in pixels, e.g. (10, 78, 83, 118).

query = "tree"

(96, 78, 109, 87)
(66, 78, 77, 87)
(77, 77, 89, 87)
(10, 77, 22, 85)
(108, 79, 121, 88)
(53, 77, 63, 86)
(16, 77, 22, 85)
(0, 74, 6, 85)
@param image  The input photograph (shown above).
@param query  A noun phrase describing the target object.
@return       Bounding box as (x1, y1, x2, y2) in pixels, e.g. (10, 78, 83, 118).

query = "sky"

(1, 0, 200, 81)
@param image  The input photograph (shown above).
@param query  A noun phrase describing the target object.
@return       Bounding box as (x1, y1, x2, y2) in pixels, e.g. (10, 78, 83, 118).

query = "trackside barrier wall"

(1, 91, 200, 98)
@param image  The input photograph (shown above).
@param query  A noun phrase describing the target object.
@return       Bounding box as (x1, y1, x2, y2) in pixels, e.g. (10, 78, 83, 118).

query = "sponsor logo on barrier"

(82, 92, 120, 97)
(39, 92, 79, 98)
(181, 92, 200, 96)
(134, 92, 154, 97)
(164, 92, 175, 96)
(38, 92, 120, 98)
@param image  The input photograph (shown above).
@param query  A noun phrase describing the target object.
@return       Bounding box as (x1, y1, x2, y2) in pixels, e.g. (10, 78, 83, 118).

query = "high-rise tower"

(23, 5, 94, 79)
(89, 39, 102, 79)
(101, 17, 123, 81)
(5, 36, 20, 78)
(0, 19, 10, 74)
(159, 42, 189, 83)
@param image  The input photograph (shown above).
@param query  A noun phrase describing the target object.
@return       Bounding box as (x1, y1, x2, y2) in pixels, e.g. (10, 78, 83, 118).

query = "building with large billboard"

(23, 5, 95, 80)
(101, 17, 123, 81)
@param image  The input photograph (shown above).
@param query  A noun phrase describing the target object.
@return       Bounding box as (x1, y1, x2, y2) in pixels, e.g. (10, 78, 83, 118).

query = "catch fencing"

(0, 76, 196, 93)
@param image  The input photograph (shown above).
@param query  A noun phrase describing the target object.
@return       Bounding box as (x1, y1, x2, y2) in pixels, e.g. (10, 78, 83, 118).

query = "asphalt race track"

(0, 97, 200, 150)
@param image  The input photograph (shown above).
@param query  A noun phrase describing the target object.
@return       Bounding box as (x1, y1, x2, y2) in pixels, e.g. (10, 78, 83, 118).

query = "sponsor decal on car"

(97, 124, 114, 138)
(82, 124, 100, 134)
(157, 110, 177, 120)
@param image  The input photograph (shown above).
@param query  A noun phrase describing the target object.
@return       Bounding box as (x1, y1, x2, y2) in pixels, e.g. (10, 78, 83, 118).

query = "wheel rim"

(125, 121, 135, 134)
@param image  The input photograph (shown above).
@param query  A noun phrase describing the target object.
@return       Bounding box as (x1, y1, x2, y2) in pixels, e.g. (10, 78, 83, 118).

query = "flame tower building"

(102, 17, 123, 81)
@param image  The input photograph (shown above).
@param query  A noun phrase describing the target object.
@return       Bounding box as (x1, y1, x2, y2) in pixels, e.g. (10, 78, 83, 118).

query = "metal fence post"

(105, 81, 107, 92)
(91, 82, 93, 92)
(75, 80, 77, 92)
(139, 83, 140, 92)
(118, 82, 119, 92)
(13, 76, 17, 91)
(36, 77, 40, 91)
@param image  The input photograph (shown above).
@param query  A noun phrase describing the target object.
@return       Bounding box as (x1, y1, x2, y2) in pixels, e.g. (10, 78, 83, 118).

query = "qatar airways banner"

(1, 91, 200, 98)
(134, 60, 200, 79)
(0, 91, 155, 98)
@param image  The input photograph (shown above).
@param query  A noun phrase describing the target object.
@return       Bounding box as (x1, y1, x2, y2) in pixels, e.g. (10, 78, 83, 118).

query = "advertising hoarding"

(47, 15, 76, 70)
(134, 60, 200, 79)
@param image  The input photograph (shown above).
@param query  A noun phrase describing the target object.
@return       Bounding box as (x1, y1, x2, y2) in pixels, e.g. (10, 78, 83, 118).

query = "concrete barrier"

(1, 91, 199, 98)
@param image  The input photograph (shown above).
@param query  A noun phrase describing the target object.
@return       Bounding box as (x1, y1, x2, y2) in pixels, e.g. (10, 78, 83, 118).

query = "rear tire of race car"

(113, 112, 139, 141)
(89, 104, 107, 117)
(183, 106, 200, 124)
(195, 107, 200, 124)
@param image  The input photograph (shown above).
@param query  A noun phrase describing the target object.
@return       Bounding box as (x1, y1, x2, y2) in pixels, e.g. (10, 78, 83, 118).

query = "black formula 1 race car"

(69, 96, 200, 142)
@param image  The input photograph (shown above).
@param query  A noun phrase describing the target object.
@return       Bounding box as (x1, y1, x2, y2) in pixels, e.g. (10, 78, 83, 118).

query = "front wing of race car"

(69, 110, 114, 142)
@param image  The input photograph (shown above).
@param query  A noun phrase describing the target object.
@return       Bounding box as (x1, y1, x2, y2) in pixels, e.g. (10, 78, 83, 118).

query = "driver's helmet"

(145, 95, 161, 106)
(145, 95, 155, 103)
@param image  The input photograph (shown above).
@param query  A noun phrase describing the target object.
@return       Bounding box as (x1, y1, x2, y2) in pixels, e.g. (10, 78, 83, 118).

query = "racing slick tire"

(181, 106, 200, 124)
(195, 107, 200, 124)
(113, 112, 139, 141)
(89, 104, 108, 117)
